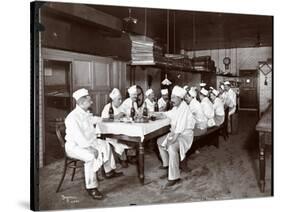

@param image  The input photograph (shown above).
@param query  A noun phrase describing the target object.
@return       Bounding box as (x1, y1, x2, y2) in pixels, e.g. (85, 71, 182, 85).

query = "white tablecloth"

(96, 118, 171, 142)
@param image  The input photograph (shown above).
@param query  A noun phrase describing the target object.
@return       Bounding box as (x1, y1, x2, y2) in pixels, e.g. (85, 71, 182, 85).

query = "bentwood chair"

(55, 121, 83, 193)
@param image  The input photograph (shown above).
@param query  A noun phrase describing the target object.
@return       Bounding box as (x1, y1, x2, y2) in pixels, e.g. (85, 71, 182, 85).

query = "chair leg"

(71, 161, 77, 181)
(56, 158, 68, 193)
(101, 165, 106, 178)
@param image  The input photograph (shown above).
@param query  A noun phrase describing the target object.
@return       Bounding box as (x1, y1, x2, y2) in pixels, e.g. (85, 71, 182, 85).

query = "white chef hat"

(188, 87, 197, 97)
(183, 85, 189, 90)
(72, 88, 89, 101)
(128, 85, 137, 95)
(145, 88, 153, 96)
(220, 84, 225, 90)
(200, 88, 209, 96)
(209, 86, 214, 90)
(172, 85, 187, 98)
(109, 88, 121, 100)
(211, 89, 219, 96)
(200, 82, 206, 87)
(161, 89, 168, 95)
(224, 81, 231, 85)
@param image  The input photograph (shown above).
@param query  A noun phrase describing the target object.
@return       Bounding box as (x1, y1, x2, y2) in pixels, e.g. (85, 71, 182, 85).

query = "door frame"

(239, 69, 258, 111)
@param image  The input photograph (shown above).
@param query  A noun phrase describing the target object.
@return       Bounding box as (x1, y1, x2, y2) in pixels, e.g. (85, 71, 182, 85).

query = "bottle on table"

(109, 101, 114, 120)
(166, 100, 171, 111)
(154, 98, 159, 112)
(130, 101, 136, 120)
(143, 101, 148, 117)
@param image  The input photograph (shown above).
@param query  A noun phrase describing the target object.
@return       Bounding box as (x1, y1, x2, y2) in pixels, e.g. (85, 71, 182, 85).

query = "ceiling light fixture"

(123, 8, 138, 24)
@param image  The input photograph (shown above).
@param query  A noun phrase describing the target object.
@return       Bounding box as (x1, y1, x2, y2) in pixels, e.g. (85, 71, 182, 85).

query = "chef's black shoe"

(87, 188, 104, 200)
(105, 170, 124, 179)
(165, 178, 181, 187)
(158, 165, 168, 170)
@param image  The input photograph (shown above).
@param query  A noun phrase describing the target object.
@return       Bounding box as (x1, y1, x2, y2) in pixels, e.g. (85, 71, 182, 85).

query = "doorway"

(239, 69, 258, 110)
(43, 60, 72, 165)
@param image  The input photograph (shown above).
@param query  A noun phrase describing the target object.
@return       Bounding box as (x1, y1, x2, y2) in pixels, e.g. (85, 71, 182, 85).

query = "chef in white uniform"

(101, 88, 130, 167)
(199, 88, 216, 127)
(209, 89, 225, 126)
(224, 81, 237, 116)
(65, 88, 123, 200)
(218, 84, 226, 106)
(101, 88, 125, 119)
(120, 85, 139, 117)
(144, 88, 155, 113)
(157, 85, 195, 187)
(184, 87, 207, 136)
(158, 89, 170, 111)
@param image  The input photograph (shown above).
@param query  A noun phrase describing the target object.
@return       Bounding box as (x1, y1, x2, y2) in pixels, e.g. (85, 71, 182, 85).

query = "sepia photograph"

(30, 0, 273, 210)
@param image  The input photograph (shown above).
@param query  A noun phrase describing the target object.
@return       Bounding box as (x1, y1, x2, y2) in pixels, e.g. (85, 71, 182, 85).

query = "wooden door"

(72, 60, 93, 90)
(239, 69, 258, 109)
(91, 57, 113, 115)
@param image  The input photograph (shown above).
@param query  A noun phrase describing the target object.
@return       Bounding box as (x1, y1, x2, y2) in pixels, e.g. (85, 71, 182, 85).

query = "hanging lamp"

(162, 10, 172, 86)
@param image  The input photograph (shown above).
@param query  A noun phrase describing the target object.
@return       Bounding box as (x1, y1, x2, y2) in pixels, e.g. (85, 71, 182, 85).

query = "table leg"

(259, 132, 266, 192)
(138, 142, 144, 184)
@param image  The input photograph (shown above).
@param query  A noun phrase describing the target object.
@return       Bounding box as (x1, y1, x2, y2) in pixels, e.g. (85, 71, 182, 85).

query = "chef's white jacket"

(213, 97, 225, 126)
(225, 88, 237, 115)
(189, 98, 208, 130)
(200, 97, 216, 127)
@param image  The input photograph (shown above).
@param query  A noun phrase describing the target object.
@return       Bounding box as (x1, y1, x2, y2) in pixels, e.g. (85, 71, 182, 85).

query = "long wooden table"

(96, 119, 170, 184)
(255, 106, 272, 192)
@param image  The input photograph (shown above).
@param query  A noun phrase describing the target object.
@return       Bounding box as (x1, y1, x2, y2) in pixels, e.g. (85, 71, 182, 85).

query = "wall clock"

(223, 57, 231, 69)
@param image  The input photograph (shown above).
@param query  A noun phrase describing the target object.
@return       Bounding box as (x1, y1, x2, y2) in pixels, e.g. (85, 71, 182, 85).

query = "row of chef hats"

(73, 81, 231, 101)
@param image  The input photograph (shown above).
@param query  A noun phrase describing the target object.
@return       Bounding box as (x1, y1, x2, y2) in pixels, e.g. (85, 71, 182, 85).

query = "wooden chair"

(55, 121, 83, 193)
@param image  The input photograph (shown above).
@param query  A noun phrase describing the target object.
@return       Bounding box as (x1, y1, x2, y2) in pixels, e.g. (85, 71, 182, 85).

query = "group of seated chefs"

(64, 81, 237, 200)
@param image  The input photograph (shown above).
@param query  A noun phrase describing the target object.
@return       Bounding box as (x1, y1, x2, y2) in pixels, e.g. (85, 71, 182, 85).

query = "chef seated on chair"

(120, 85, 140, 163)
(64, 88, 123, 200)
(199, 88, 216, 128)
(144, 88, 156, 113)
(184, 87, 208, 136)
(209, 88, 225, 126)
(158, 89, 170, 112)
(101, 88, 130, 168)
(120, 85, 140, 116)
(156, 85, 195, 187)
(218, 84, 226, 106)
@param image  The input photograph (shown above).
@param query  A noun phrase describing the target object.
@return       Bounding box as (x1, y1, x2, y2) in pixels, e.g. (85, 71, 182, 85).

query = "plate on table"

(119, 117, 133, 123)
(134, 117, 149, 123)
(102, 118, 115, 122)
